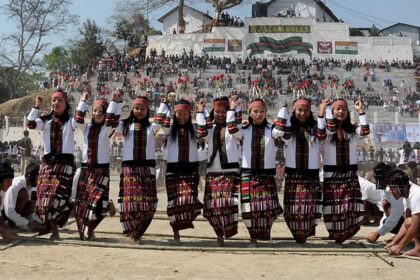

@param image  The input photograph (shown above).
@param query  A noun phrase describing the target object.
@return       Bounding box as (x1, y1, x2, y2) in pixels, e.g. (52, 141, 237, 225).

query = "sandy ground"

(1, 175, 419, 280)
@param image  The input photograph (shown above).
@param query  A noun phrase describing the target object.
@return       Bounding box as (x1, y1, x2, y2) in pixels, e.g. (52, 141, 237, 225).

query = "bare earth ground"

(1, 175, 419, 280)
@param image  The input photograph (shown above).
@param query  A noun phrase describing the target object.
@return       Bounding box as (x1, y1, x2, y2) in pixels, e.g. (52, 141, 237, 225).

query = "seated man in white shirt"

(386, 169, 420, 257)
(0, 162, 18, 241)
(364, 163, 404, 243)
(3, 163, 40, 232)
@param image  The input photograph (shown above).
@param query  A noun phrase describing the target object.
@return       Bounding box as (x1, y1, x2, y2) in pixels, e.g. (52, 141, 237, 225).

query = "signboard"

(228, 39, 242, 52)
(317, 41, 332, 54)
(248, 25, 311, 33)
(246, 36, 313, 58)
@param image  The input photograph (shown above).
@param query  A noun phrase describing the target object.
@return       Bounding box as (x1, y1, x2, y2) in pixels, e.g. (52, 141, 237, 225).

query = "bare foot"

(171, 231, 181, 246)
(217, 236, 224, 247)
(87, 233, 96, 241)
(248, 239, 257, 248)
(404, 248, 420, 258)
(0, 228, 16, 242)
(49, 232, 60, 241)
(109, 199, 116, 217)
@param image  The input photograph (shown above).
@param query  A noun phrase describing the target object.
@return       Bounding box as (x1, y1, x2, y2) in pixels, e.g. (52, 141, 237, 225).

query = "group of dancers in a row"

(15, 88, 370, 246)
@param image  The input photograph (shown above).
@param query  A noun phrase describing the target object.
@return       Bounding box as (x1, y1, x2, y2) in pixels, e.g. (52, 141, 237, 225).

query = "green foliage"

(112, 11, 155, 48)
(0, 67, 44, 103)
(43, 47, 71, 71)
(350, 28, 365, 36)
(69, 20, 106, 67)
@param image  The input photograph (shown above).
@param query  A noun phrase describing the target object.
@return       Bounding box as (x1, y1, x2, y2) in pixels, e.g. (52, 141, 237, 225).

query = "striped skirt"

(283, 173, 322, 243)
(203, 172, 240, 239)
(74, 166, 110, 240)
(166, 172, 203, 231)
(241, 173, 283, 240)
(119, 165, 157, 240)
(323, 171, 364, 243)
(36, 161, 74, 235)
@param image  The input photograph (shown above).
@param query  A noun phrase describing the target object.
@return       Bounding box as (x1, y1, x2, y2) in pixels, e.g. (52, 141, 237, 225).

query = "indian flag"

(335, 41, 358, 55)
(203, 39, 225, 52)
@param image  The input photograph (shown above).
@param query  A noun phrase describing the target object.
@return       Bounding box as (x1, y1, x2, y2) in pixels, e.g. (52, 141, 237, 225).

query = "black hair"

(209, 96, 229, 123)
(40, 89, 72, 122)
(330, 99, 357, 143)
(388, 169, 410, 190)
(0, 162, 14, 182)
(25, 163, 40, 186)
(290, 99, 317, 138)
(121, 96, 151, 137)
(169, 99, 196, 143)
(243, 98, 269, 129)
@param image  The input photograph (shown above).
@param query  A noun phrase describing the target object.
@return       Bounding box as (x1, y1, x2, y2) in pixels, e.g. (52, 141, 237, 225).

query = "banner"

(228, 39, 242, 52)
(405, 123, 420, 142)
(203, 39, 225, 52)
(335, 41, 358, 55)
(317, 41, 332, 54)
(246, 36, 313, 58)
(249, 25, 311, 33)
(373, 124, 406, 143)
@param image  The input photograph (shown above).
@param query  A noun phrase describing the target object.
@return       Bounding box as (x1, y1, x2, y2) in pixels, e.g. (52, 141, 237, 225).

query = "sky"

(1, 0, 420, 52)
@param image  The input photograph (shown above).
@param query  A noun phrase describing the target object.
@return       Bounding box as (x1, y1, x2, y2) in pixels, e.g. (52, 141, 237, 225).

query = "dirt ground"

(1, 175, 419, 280)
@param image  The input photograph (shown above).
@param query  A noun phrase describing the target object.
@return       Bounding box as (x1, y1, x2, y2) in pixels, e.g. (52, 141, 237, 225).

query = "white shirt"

(79, 101, 122, 164)
(358, 177, 404, 235)
(378, 190, 404, 236)
(27, 103, 85, 155)
(406, 183, 420, 215)
(3, 176, 32, 229)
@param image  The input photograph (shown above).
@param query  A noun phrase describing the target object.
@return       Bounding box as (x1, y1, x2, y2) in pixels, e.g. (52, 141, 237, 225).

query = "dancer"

(273, 98, 323, 243)
(320, 99, 369, 243)
(228, 98, 282, 247)
(74, 91, 122, 240)
(197, 96, 241, 246)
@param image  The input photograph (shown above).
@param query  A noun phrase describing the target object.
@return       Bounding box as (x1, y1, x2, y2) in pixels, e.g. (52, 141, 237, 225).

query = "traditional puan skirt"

(119, 164, 157, 240)
(323, 171, 364, 243)
(166, 172, 203, 231)
(203, 172, 240, 239)
(36, 156, 75, 235)
(74, 165, 110, 240)
(283, 170, 322, 243)
(241, 172, 283, 240)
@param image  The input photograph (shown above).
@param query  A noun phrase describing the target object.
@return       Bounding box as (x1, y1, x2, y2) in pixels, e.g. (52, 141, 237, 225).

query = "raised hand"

(35, 95, 43, 108)
(354, 99, 364, 114)
(80, 91, 89, 102)
(319, 99, 331, 117)
(196, 99, 205, 112)
(230, 95, 239, 110)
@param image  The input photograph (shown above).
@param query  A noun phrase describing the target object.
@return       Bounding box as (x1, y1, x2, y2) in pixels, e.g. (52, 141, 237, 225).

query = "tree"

(43, 46, 71, 71)
(369, 24, 381, 37)
(178, 0, 186, 33)
(113, 12, 152, 48)
(70, 20, 106, 68)
(205, 0, 243, 25)
(350, 28, 365, 37)
(0, 67, 44, 103)
(0, 0, 76, 99)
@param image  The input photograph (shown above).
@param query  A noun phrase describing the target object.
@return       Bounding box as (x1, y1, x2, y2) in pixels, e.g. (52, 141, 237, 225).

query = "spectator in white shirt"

(3, 163, 40, 231)
(0, 162, 18, 241)
(386, 169, 420, 257)
(364, 163, 404, 243)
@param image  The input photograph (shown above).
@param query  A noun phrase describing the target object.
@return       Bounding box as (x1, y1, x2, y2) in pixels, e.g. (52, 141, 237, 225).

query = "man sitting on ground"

(3, 163, 40, 231)
(386, 169, 420, 257)
(365, 163, 404, 243)
(0, 162, 18, 241)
